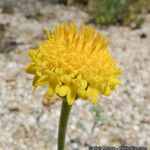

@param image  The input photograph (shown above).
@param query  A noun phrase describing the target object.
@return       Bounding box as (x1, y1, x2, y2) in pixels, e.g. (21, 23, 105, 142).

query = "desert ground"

(0, 0, 150, 150)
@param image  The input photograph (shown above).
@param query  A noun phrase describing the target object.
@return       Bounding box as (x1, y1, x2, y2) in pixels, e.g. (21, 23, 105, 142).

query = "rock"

(12, 125, 27, 140)
(4, 76, 16, 82)
(8, 101, 33, 114)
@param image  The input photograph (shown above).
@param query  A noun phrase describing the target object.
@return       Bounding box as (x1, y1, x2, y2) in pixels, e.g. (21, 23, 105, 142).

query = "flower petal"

(91, 88, 99, 104)
(35, 75, 49, 87)
(104, 86, 111, 96)
(77, 88, 87, 99)
(25, 63, 36, 74)
(87, 87, 99, 104)
(56, 85, 69, 97)
(67, 86, 76, 105)
(32, 75, 40, 87)
(47, 86, 54, 96)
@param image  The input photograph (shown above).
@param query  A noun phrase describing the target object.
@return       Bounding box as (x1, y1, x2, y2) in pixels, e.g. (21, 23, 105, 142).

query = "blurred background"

(0, 0, 150, 149)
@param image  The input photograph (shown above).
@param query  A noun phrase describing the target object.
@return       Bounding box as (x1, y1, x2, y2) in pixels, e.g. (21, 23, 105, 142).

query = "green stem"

(67, 0, 74, 5)
(58, 99, 72, 150)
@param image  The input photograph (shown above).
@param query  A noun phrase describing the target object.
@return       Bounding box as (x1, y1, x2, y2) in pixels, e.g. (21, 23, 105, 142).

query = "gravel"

(0, 0, 150, 150)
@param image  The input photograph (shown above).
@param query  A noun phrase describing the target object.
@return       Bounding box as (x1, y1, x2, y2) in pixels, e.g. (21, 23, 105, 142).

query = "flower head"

(25, 23, 121, 105)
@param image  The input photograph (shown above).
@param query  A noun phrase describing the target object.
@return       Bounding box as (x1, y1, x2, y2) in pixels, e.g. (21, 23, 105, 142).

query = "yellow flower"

(25, 23, 121, 105)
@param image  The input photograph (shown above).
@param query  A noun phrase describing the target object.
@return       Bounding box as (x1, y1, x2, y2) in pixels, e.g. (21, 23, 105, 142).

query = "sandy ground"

(0, 0, 150, 150)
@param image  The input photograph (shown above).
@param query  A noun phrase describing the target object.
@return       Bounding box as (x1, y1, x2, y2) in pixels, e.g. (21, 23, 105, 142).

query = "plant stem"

(58, 99, 72, 150)
(67, 0, 74, 5)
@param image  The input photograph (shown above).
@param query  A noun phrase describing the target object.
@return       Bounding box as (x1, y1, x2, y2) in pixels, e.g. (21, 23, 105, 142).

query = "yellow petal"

(49, 78, 60, 89)
(67, 86, 76, 105)
(77, 88, 87, 99)
(32, 75, 40, 87)
(114, 68, 122, 76)
(87, 86, 92, 97)
(87, 87, 99, 104)
(55, 85, 69, 97)
(29, 49, 37, 58)
(45, 28, 51, 39)
(47, 86, 54, 96)
(109, 78, 120, 86)
(80, 80, 87, 89)
(25, 63, 36, 74)
(35, 75, 49, 87)
(99, 84, 105, 94)
(91, 88, 99, 104)
(36, 68, 42, 76)
(104, 86, 111, 96)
